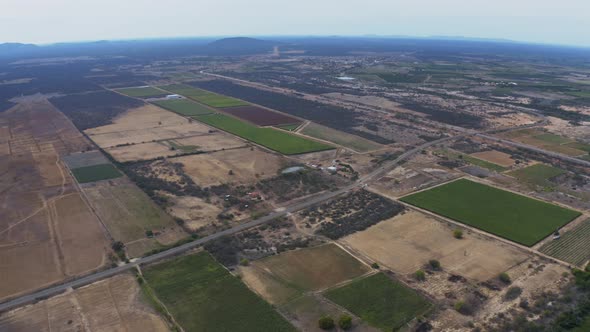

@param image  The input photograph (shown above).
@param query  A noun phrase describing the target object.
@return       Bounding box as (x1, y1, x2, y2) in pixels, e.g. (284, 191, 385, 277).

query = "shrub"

(428, 259, 441, 271)
(338, 314, 353, 330)
(318, 316, 335, 330)
(239, 258, 250, 266)
(504, 286, 523, 301)
(499, 272, 512, 284)
(415, 269, 426, 281)
(454, 301, 465, 312)
(371, 262, 380, 269)
(453, 229, 463, 239)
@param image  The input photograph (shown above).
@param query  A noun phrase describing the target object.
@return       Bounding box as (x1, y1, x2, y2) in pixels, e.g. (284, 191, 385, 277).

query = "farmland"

(115, 86, 167, 98)
(82, 178, 187, 257)
(499, 128, 588, 157)
(70, 163, 122, 183)
(220, 105, 301, 126)
(0, 101, 108, 300)
(325, 273, 432, 331)
(301, 122, 383, 152)
(400, 179, 581, 246)
(0, 274, 169, 332)
(142, 252, 295, 332)
(193, 113, 334, 154)
(540, 219, 590, 267)
(239, 244, 369, 304)
(160, 84, 249, 108)
(469, 150, 515, 167)
(508, 163, 565, 188)
(175, 147, 284, 187)
(152, 98, 214, 116)
(342, 211, 529, 281)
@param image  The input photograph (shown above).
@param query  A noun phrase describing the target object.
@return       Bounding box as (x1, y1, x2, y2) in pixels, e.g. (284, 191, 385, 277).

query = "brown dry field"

(104, 133, 246, 162)
(470, 150, 515, 167)
(0, 101, 108, 301)
(341, 211, 529, 282)
(0, 274, 169, 332)
(81, 178, 186, 257)
(175, 147, 285, 187)
(167, 196, 222, 230)
(84, 104, 211, 147)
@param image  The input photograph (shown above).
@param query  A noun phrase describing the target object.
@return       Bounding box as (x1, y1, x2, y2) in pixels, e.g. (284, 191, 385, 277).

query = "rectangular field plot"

(400, 179, 581, 246)
(540, 219, 590, 267)
(325, 273, 432, 331)
(143, 252, 295, 332)
(220, 105, 301, 126)
(508, 163, 565, 187)
(115, 86, 167, 98)
(71, 163, 122, 183)
(152, 98, 213, 116)
(160, 84, 249, 108)
(301, 122, 383, 152)
(239, 244, 369, 305)
(469, 150, 515, 167)
(193, 113, 333, 155)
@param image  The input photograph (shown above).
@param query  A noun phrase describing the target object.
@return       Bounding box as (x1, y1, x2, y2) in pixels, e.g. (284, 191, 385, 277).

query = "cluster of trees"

(318, 314, 353, 330)
(311, 190, 405, 239)
(256, 170, 338, 203)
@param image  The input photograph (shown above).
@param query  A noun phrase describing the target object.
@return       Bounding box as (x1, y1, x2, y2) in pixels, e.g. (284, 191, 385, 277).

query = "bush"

(415, 269, 426, 281)
(240, 258, 250, 266)
(504, 286, 523, 301)
(371, 262, 380, 269)
(338, 314, 353, 330)
(318, 316, 335, 330)
(499, 272, 512, 284)
(453, 229, 463, 239)
(454, 301, 465, 312)
(428, 259, 441, 271)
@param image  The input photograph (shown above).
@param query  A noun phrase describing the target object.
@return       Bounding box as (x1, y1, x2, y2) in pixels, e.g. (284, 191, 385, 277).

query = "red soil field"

(221, 105, 301, 126)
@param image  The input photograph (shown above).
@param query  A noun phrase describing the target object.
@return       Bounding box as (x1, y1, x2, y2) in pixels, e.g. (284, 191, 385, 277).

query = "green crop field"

(160, 84, 249, 108)
(325, 273, 432, 331)
(71, 164, 122, 183)
(508, 164, 565, 187)
(301, 122, 382, 153)
(540, 219, 590, 267)
(143, 252, 295, 332)
(463, 154, 507, 172)
(193, 113, 333, 154)
(566, 142, 590, 153)
(400, 179, 580, 246)
(152, 99, 213, 116)
(115, 86, 166, 98)
(533, 133, 573, 145)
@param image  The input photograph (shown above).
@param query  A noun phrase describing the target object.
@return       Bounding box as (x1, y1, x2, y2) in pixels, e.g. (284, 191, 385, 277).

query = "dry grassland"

(470, 150, 515, 167)
(176, 147, 285, 187)
(342, 211, 529, 282)
(0, 274, 169, 332)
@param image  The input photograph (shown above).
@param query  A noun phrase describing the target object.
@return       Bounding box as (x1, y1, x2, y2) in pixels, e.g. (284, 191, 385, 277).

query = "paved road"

(0, 133, 455, 313)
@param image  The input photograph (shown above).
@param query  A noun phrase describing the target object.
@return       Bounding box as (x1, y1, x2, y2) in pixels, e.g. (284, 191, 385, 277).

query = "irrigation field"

(160, 84, 248, 108)
(220, 105, 301, 126)
(143, 252, 295, 332)
(508, 163, 565, 187)
(540, 219, 590, 267)
(193, 113, 333, 155)
(325, 273, 432, 331)
(115, 86, 167, 98)
(152, 99, 213, 116)
(400, 179, 581, 246)
(71, 164, 122, 183)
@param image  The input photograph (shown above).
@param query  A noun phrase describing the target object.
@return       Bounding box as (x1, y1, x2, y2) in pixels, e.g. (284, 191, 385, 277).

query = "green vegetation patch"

(533, 133, 573, 145)
(540, 219, 590, 267)
(160, 84, 249, 108)
(301, 122, 382, 153)
(400, 179, 580, 246)
(566, 142, 590, 153)
(143, 252, 295, 332)
(276, 123, 301, 131)
(152, 99, 213, 116)
(71, 163, 122, 183)
(193, 113, 333, 155)
(508, 164, 565, 188)
(115, 86, 166, 98)
(462, 154, 507, 172)
(325, 273, 432, 331)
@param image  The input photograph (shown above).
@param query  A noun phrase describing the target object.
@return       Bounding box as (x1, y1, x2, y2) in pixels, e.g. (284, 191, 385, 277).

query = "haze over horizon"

(2, 0, 590, 47)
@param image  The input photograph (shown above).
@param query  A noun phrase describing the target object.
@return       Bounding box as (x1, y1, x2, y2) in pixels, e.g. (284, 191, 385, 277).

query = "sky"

(2, 0, 590, 47)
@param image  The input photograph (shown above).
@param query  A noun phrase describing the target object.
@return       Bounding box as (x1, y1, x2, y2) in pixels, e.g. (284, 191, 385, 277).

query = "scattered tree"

(453, 229, 463, 239)
(429, 259, 441, 271)
(318, 316, 335, 330)
(228, 170, 234, 175)
(371, 262, 380, 269)
(338, 315, 353, 330)
(240, 258, 250, 266)
(504, 286, 523, 301)
(499, 272, 512, 284)
(415, 269, 426, 281)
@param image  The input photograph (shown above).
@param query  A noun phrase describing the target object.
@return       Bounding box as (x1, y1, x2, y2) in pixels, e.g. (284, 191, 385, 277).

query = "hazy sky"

(2, 0, 590, 46)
